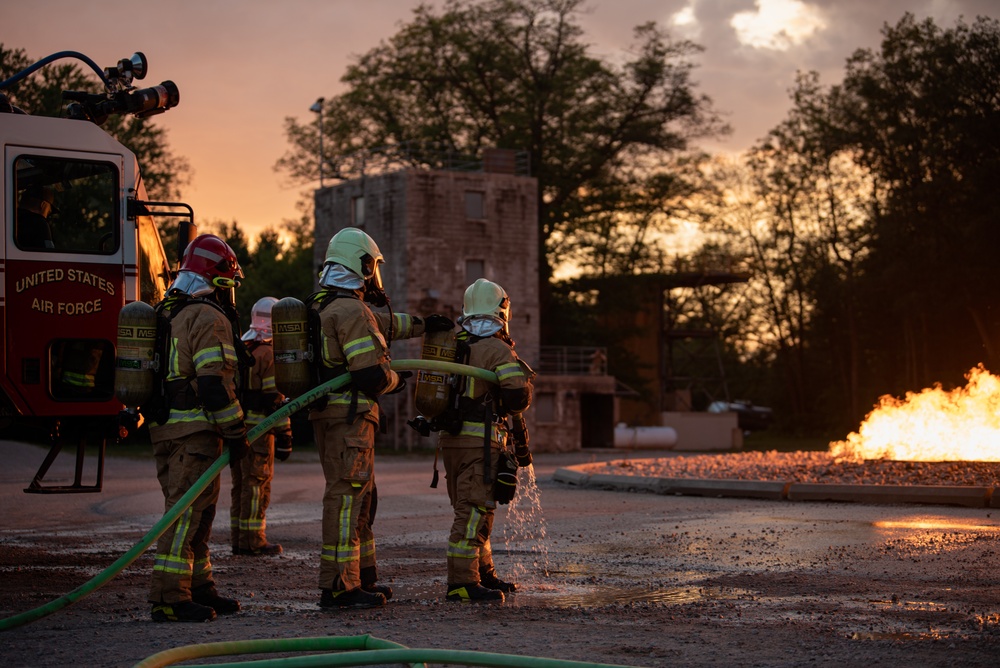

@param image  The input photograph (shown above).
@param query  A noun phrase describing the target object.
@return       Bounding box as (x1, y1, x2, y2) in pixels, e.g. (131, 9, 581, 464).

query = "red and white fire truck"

(0, 51, 196, 493)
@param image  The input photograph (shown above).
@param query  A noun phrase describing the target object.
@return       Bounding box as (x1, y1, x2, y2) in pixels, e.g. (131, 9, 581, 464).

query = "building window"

(465, 259, 485, 284)
(351, 196, 365, 226)
(535, 392, 556, 423)
(464, 190, 485, 220)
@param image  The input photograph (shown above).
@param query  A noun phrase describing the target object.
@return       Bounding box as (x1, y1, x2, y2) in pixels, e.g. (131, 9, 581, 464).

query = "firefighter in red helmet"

(147, 233, 253, 623)
(231, 296, 292, 557)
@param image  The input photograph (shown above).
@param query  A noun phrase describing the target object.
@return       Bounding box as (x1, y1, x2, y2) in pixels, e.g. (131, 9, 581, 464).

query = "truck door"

(4, 149, 124, 419)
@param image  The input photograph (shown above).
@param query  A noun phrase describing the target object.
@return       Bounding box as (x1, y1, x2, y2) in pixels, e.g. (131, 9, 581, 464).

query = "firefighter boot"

(150, 600, 217, 623)
(480, 567, 518, 593)
(360, 565, 393, 600)
(191, 583, 241, 615)
(446, 583, 505, 604)
(236, 542, 283, 556)
(319, 587, 387, 609)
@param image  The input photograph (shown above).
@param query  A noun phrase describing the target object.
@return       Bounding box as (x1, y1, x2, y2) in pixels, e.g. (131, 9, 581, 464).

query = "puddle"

(873, 518, 1000, 532)
(514, 584, 749, 608)
(851, 631, 951, 641)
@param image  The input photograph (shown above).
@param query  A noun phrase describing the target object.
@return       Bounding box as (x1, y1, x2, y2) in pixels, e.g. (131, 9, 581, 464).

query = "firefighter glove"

(515, 442, 533, 468)
(386, 371, 413, 395)
(424, 314, 455, 333)
(225, 436, 250, 462)
(274, 433, 293, 461)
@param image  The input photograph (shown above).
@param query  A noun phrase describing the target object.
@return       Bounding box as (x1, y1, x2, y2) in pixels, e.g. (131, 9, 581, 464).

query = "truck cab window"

(14, 156, 118, 254)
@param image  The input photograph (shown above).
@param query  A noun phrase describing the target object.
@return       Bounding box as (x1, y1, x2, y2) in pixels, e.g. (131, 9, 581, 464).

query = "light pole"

(309, 97, 325, 188)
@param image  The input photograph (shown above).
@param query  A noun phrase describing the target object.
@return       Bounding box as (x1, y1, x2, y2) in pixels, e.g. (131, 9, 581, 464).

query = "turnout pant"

(230, 432, 275, 552)
(148, 431, 222, 604)
(443, 446, 500, 585)
(313, 415, 376, 592)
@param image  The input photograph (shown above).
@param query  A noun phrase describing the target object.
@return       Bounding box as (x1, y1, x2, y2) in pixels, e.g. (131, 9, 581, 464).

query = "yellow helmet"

(325, 228, 383, 282)
(462, 278, 510, 330)
(324, 227, 387, 306)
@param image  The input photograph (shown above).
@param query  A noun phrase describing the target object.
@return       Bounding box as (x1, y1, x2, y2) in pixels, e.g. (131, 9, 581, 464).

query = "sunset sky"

(4, 0, 996, 241)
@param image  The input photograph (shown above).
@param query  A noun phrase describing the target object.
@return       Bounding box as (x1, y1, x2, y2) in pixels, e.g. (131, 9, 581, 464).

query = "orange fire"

(830, 365, 1000, 462)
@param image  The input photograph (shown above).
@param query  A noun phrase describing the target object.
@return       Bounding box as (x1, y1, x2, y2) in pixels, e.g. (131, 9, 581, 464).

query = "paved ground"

(2, 440, 999, 667)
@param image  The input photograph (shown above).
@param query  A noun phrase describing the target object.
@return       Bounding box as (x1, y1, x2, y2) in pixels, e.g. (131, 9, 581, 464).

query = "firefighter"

(440, 278, 533, 604)
(147, 234, 252, 623)
(231, 296, 292, 557)
(307, 227, 452, 609)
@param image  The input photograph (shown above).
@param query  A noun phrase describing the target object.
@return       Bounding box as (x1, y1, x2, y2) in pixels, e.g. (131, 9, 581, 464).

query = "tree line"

(6, 2, 1000, 436)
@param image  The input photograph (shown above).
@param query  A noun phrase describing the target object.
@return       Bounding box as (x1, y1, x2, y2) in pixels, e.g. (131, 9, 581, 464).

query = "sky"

(4, 0, 997, 241)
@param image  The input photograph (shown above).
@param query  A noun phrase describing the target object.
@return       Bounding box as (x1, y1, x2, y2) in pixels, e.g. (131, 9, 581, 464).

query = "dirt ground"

(2, 441, 999, 667)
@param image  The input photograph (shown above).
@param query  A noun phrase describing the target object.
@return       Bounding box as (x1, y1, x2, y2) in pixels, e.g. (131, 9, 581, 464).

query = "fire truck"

(0, 51, 196, 493)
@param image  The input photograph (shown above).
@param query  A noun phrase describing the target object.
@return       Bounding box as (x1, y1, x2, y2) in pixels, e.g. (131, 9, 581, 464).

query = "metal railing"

(537, 346, 608, 376)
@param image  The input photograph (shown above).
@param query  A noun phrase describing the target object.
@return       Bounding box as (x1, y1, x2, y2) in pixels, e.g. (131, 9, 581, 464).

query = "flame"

(830, 365, 1000, 462)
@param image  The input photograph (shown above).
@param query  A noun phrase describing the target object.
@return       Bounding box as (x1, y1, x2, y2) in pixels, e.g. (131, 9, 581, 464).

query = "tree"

(1, 44, 190, 201)
(203, 216, 318, 332)
(277, 0, 726, 341)
(736, 72, 877, 429)
(826, 15, 1000, 393)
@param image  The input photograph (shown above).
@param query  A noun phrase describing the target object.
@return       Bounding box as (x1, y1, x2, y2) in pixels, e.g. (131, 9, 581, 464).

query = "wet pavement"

(2, 440, 999, 666)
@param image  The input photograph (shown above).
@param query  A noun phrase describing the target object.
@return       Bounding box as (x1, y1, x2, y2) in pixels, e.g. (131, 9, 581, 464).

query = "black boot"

(151, 600, 216, 623)
(191, 583, 241, 614)
(319, 587, 387, 609)
(446, 583, 504, 603)
(480, 567, 517, 593)
(360, 565, 393, 600)
(235, 542, 283, 556)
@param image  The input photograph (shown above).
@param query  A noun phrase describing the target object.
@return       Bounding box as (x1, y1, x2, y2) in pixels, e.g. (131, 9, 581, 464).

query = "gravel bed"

(584, 450, 1000, 487)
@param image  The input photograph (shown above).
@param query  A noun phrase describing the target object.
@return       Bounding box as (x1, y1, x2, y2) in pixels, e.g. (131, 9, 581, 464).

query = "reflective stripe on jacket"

(150, 302, 245, 440)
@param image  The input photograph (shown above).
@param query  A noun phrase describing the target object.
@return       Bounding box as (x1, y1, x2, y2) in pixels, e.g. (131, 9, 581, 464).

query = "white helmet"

(241, 296, 279, 342)
(462, 278, 510, 335)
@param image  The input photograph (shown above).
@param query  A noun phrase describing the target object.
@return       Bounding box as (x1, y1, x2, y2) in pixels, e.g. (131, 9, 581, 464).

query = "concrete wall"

(533, 374, 617, 452)
(660, 411, 743, 451)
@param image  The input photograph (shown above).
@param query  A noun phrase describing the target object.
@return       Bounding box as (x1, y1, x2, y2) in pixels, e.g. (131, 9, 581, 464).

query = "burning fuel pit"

(565, 366, 1000, 508)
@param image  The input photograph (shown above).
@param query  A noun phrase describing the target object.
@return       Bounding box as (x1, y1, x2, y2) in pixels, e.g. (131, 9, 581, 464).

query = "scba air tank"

(114, 300, 158, 408)
(271, 296, 313, 398)
(413, 328, 457, 418)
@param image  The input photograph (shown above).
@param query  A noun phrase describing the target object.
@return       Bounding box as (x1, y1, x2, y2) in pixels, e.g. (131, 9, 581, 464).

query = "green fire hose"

(134, 634, 635, 668)
(0, 359, 497, 632)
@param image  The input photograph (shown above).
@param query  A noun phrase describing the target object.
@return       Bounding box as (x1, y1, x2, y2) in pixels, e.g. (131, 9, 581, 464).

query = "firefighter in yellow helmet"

(231, 296, 293, 557)
(307, 227, 452, 609)
(440, 278, 533, 603)
(146, 234, 253, 623)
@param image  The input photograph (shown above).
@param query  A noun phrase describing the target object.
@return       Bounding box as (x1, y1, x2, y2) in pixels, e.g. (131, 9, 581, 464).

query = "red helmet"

(179, 234, 243, 289)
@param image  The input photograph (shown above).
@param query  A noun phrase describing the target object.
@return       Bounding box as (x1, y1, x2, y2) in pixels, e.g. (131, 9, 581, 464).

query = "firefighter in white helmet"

(440, 278, 533, 603)
(147, 233, 252, 623)
(231, 296, 293, 557)
(307, 227, 452, 609)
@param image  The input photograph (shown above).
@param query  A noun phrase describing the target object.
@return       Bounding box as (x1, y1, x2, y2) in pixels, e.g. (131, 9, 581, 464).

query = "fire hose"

(134, 634, 634, 668)
(0, 360, 497, 632)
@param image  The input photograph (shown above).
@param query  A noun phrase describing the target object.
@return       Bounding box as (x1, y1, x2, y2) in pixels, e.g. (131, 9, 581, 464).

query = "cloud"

(730, 0, 827, 50)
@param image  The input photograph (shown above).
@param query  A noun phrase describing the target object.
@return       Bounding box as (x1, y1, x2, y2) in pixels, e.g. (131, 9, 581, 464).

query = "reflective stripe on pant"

(148, 431, 221, 604)
(443, 446, 499, 584)
(230, 432, 275, 551)
(313, 415, 376, 591)
(357, 482, 377, 570)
